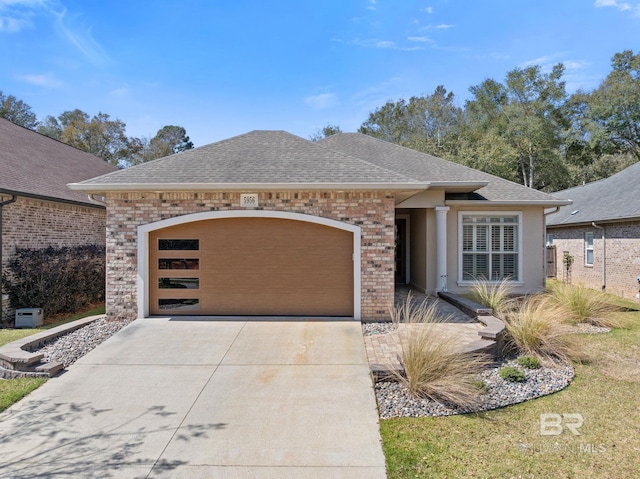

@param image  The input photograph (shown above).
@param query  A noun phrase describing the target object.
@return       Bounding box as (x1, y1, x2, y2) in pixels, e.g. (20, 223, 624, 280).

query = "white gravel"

(39, 317, 130, 367)
(375, 357, 575, 419)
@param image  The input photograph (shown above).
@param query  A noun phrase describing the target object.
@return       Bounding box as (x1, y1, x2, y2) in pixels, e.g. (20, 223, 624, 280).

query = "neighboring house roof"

(547, 161, 640, 227)
(318, 133, 565, 204)
(69, 130, 568, 206)
(0, 118, 117, 206)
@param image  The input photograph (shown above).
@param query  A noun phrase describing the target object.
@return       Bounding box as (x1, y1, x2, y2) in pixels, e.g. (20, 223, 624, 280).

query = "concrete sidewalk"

(0, 319, 386, 478)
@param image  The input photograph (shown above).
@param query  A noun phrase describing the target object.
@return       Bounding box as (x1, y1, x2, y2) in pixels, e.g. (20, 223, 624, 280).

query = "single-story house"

(546, 161, 640, 299)
(0, 118, 117, 322)
(69, 130, 570, 321)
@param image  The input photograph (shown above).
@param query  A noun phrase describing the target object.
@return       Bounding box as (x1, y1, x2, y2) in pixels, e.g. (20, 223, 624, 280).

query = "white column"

(435, 206, 449, 292)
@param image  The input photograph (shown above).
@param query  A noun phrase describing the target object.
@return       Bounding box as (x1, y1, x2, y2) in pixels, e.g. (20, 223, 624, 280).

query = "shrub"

(517, 356, 541, 369)
(389, 294, 492, 406)
(466, 277, 515, 314)
(499, 366, 526, 382)
(545, 281, 620, 328)
(2, 245, 105, 323)
(502, 295, 581, 363)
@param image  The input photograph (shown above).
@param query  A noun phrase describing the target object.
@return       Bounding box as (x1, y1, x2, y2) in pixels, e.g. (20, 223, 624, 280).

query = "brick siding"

(105, 191, 395, 321)
(1, 195, 106, 323)
(549, 221, 640, 299)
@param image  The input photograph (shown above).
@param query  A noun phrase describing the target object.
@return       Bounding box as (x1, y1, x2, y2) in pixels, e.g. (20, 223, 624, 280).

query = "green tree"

(39, 109, 132, 166)
(359, 86, 462, 159)
(586, 50, 640, 162)
(0, 90, 38, 129)
(464, 64, 569, 190)
(309, 124, 342, 141)
(149, 125, 194, 157)
(127, 125, 194, 166)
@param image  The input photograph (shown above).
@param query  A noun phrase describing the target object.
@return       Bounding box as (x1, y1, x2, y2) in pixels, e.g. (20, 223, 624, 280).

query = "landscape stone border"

(0, 315, 103, 378)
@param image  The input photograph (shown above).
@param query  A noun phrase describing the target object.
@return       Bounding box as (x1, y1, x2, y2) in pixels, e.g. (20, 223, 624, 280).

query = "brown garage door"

(149, 217, 354, 316)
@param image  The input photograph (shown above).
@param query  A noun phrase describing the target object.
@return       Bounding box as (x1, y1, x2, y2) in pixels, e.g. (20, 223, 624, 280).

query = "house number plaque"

(240, 193, 258, 208)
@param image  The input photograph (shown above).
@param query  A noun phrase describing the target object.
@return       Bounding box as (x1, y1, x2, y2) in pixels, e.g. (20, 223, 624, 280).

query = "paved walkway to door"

(0, 318, 386, 479)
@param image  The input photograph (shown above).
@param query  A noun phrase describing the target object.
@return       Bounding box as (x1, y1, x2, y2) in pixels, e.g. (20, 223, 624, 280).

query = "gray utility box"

(15, 308, 44, 328)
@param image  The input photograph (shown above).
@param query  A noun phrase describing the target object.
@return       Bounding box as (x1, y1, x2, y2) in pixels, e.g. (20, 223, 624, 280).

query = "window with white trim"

(585, 232, 594, 266)
(461, 214, 520, 281)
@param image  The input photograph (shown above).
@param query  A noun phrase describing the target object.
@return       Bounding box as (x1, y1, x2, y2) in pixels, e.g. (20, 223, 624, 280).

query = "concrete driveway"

(0, 318, 386, 478)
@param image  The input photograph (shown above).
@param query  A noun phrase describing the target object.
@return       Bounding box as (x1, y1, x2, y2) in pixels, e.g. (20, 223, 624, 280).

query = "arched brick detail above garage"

(138, 210, 362, 319)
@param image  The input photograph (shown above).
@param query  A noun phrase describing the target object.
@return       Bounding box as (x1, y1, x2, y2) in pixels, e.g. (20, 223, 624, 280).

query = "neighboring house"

(69, 130, 569, 321)
(0, 118, 117, 322)
(546, 161, 640, 299)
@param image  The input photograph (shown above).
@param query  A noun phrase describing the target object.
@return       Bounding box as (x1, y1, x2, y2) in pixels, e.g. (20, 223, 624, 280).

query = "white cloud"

(594, 0, 632, 10)
(304, 93, 338, 110)
(435, 23, 455, 29)
(19, 72, 62, 87)
(563, 60, 589, 70)
(53, 8, 113, 67)
(0, 15, 25, 31)
(407, 36, 433, 43)
(110, 87, 129, 97)
(520, 55, 555, 68)
(421, 7, 434, 13)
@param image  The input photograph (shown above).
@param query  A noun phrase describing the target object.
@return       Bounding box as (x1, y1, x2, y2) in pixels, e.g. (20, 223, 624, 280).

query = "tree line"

(324, 49, 639, 192)
(3, 49, 638, 187)
(0, 93, 193, 168)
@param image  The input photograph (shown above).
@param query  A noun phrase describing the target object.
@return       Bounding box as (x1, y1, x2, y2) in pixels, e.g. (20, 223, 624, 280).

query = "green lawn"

(0, 304, 105, 412)
(381, 306, 640, 479)
(0, 304, 105, 347)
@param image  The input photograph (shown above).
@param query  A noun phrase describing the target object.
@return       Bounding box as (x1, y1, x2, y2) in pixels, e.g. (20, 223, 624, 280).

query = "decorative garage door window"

(462, 215, 519, 281)
(155, 238, 200, 312)
(158, 258, 199, 269)
(158, 239, 199, 250)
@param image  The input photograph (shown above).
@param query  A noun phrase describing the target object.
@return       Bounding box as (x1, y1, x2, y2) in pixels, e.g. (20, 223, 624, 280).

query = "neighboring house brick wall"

(1, 195, 106, 323)
(550, 221, 640, 299)
(105, 191, 395, 321)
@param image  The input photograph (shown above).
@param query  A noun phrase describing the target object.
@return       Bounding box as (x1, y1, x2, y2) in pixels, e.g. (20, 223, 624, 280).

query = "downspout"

(543, 207, 561, 280)
(87, 194, 107, 207)
(592, 222, 606, 291)
(0, 195, 18, 302)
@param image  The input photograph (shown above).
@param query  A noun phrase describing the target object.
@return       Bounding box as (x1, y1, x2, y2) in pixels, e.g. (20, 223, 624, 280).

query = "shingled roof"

(318, 133, 565, 203)
(70, 130, 425, 190)
(0, 118, 116, 205)
(70, 130, 568, 206)
(547, 160, 640, 226)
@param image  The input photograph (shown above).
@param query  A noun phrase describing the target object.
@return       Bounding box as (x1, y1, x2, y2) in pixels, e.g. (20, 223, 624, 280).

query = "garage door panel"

(200, 292, 352, 316)
(150, 217, 354, 316)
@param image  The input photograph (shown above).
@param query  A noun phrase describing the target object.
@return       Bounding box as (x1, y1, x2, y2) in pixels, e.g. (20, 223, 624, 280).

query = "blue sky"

(1, 0, 638, 147)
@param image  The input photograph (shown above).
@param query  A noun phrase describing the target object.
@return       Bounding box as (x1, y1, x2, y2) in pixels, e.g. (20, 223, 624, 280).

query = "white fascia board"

(446, 199, 573, 207)
(68, 182, 430, 192)
(427, 181, 489, 190)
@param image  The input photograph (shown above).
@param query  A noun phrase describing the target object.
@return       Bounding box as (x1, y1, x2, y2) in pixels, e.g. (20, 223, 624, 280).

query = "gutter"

(0, 188, 104, 210)
(446, 199, 573, 207)
(0, 194, 18, 298)
(67, 181, 431, 193)
(592, 222, 606, 291)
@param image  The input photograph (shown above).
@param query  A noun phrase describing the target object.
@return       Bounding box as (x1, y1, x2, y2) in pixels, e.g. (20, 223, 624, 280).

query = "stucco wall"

(549, 221, 640, 299)
(105, 191, 396, 321)
(1, 194, 106, 322)
(444, 205, 546, 294)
